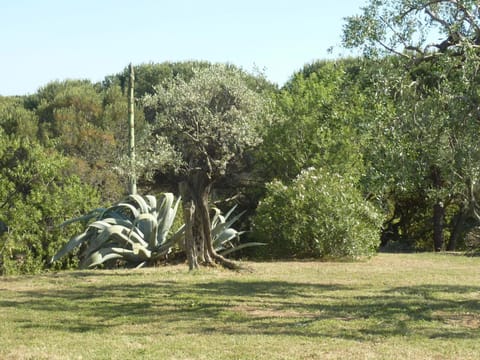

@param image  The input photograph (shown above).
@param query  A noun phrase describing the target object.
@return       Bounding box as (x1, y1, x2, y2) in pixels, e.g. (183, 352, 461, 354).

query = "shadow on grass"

(2, 274, 480, 342)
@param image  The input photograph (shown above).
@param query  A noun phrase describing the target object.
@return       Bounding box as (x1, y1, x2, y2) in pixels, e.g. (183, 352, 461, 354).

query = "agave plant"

(51, 193, 184, 269)
(211, 205, 265, 256)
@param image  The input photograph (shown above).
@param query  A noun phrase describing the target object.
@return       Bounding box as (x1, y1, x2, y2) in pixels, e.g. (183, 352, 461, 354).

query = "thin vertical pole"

(128, 63, 137, 195)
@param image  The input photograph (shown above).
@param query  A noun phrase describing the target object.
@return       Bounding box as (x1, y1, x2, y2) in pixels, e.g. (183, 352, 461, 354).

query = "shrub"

(253, 167, 383, 259)
(0, 133, 101, 275)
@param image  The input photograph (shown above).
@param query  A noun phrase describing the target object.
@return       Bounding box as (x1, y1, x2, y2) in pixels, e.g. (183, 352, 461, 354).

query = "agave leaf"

(169, 224, 185, 245)
(111, 245, 151, 260)
(89, 218, 144, 237)
(135, 261, 147, 269)
(153, 239, 175, 256)
(107, 217, 145, 239)
(52, 193, 181, 269)
(51, 231, 92, 263)
(145, 195, 157, 211)
(211, 207, 222, 228)
(81, 224, 130, 257)
(102, 203, 139, 221)
(157, 194, 180, 245)
(95, 217, 135, 229)
(81, 247, 124, 268)
(58, 208, 105, 228)
(132, 243, 152, 259)
(222, 210, 246, 229)
(126, 194, 151, 214)
(106, 225, 141, 248)
(133, 213, 158, 247)
(87, 220, 114, 232)
(157, 193, 174, 219)
(211, 210, 246, 239)
(126, 228, 149, 247)
(152, 224, 185, 257)
(223, 204, 238, 221)
(213, 228, 240, 248)
(219, 242, 266, 257)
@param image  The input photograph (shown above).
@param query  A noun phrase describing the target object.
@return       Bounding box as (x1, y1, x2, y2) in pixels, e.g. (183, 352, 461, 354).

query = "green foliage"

(0, 133, 101, 274)
(0, 96, 38, 139)
(257, 60, 366, 184)
(105, 61, 276, 110)
(143, 63, 273, 180)
(253, 167, 382, 259)
(343, 2, 480, 250)
(343, 0, 480, 59)
(105, 61, 212, 100)
(52, 193, 183, 268)
(26, 79, 150, 203)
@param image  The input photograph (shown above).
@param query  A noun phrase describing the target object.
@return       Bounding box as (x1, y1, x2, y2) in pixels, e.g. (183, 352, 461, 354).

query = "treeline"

(1, 54, 479, 274)
(6, 0, 480, 274)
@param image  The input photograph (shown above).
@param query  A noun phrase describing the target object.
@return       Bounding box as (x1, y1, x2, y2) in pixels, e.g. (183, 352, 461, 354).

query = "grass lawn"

(1, 253, 480, 359)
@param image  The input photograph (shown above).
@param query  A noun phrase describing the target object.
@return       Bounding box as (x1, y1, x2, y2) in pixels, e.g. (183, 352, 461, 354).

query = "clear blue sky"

(1, 0, 366, 96)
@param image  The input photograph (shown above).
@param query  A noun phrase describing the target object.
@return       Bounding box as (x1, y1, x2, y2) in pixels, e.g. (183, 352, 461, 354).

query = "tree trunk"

(431, 166, 444, 252)
(196, 185, 239, 270)
(433, 201, 445, 252)
(447, 206, 466, 251)
(180, 171, 239, 270)
(183, 198, 198, 270)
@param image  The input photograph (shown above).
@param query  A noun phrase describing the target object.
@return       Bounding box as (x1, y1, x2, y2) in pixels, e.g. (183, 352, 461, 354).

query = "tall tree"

(0, 96, 38, 139)
(143, 64, 272, 269)
(257, 60, 367, 184)
(343, 0, 480, 251)
(343, 0, 480, 60)
(0, 130, 100, 274)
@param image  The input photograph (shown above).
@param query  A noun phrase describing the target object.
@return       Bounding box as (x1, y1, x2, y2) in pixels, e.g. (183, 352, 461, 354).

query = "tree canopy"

(343, 0, 480, 251)
(143, 63, 274, 269)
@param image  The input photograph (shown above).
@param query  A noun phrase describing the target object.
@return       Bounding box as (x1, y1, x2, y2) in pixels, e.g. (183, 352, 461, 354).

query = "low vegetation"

(254, 167, 382, 259)
(1, 253, 479, 359)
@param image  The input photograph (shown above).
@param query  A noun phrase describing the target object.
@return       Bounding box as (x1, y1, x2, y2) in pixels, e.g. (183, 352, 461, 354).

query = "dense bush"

(0, 134, 101, 274)
(253, 167, 383, 259)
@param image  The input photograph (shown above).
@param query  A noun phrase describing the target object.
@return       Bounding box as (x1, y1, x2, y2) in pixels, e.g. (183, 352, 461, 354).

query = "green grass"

(1, 253, 480, 359)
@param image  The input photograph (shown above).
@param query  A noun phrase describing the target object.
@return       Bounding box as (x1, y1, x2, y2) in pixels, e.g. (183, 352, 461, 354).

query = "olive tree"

(143, 64, 272, 269)
(343, 0, 480, 251)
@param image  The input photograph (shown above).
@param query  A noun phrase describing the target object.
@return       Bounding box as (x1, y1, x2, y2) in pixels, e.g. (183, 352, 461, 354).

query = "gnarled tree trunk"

(179, 170, 239, 270)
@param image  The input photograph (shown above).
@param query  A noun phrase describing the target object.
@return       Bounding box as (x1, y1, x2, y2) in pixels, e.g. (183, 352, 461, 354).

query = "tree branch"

(377, 39, 412, 59)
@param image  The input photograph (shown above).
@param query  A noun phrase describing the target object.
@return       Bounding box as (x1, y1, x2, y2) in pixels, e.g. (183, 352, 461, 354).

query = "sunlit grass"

(1, 253, 479, 359)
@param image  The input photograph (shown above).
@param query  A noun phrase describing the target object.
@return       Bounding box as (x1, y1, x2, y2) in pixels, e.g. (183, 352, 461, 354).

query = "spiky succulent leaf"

(50, 230, 93, 263)
(211, 210, 246, 239)
(222, 204, 238, 221)
(80, 247, 124, 268)
(145, 195, 157, 210)
(126, 194, 153, 214)
(82, 224, 131, 256)
(58, 208, 106, 228)
(157, 195, 181, 246)
(133, 213, 158, 247)
(219, 242, 266, 256)
(102, 202, 140, 222)
(53, 193, 182, 269)
(213, 228, 240, 248)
